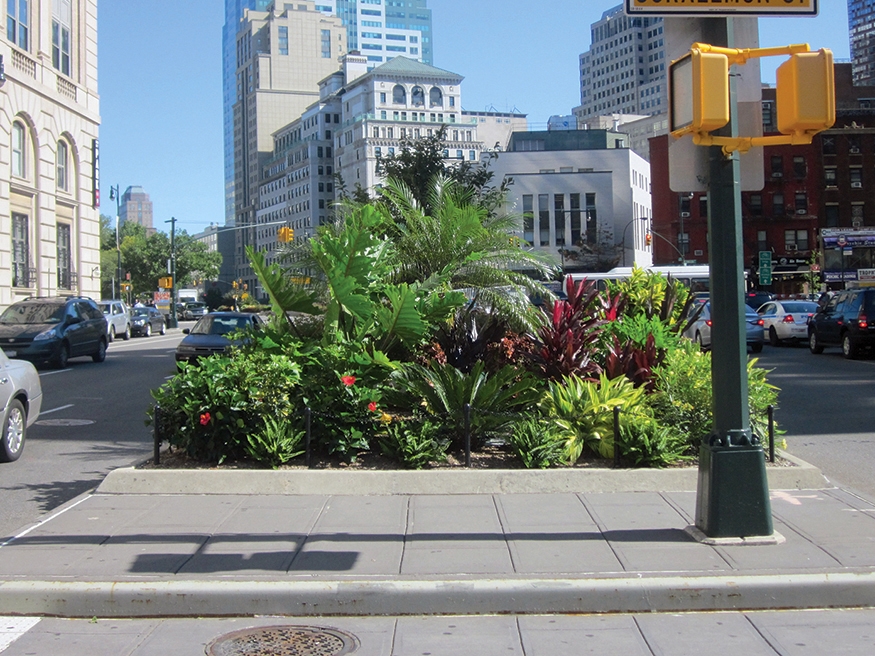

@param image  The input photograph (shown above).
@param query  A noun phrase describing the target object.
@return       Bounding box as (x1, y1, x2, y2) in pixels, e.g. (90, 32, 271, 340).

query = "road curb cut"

(96, 450, 827, 495)
(1, 571, 872, 618)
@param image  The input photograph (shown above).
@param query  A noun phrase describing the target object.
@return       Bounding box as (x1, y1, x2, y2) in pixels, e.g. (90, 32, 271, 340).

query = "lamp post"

(165, 217, 178, 328)
(620, 216, 649, 267)
(648, 228, 688, 264)
(109, 185, 123, 299)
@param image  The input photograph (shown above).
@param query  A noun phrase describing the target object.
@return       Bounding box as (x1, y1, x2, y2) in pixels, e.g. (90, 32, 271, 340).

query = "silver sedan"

(757, 300, 819, 346)
(0, 350, 43, 462)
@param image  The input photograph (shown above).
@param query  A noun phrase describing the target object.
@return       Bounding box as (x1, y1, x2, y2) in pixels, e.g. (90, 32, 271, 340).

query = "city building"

(222, 0, 433, 226)
(574, 4, 666, 123)
(233, 2, 346, 289)
(487, 129, 653, 271)
(117, 186, 154, 231)
(849, 0, 875, 85)
(1, 0, 101, 307)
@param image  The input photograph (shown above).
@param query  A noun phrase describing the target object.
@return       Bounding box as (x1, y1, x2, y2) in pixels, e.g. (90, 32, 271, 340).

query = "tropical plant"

(615, 413, 690, 468)
(607, 267, 690, 325)
(378, 419, 448, 469)
(540, 372, 649, 463)
(602, 333, 664, 391)
(246, 417, 305, 468)
(507, 416, 567, 469)
(388, 360, 540, 448)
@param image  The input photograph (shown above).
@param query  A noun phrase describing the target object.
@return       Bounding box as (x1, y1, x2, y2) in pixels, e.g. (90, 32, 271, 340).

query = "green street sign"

(759, 251, 772, 286)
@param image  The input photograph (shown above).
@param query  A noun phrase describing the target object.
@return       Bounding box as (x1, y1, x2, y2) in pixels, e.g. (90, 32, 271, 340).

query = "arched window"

(429, 87, 443, 107)
(11, 122, 26, 179)
(57, 140, 69, 190)
(411, 86, 425, 106)
(392, 84, 406, 105)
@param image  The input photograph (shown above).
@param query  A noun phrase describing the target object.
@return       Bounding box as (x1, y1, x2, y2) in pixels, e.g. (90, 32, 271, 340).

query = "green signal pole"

(166, 217, 178, 329)
(694, 17, 774, 540)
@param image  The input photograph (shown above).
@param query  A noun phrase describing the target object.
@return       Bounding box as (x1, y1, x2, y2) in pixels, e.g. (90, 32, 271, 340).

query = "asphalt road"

(0, 329, 185, 541)
(756, 342, 875, 497)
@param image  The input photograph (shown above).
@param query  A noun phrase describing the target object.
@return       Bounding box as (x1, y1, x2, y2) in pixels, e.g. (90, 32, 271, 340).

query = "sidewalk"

(1, 461, 875, 619)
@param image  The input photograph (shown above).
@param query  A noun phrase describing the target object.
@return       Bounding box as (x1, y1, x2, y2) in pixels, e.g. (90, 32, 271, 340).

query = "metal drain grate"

(206, 625, 359, 656)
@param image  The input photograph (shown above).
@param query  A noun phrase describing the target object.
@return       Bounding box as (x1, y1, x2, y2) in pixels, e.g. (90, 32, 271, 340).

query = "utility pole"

(166, 217, 178, 328)
(109, 185, 122, 299)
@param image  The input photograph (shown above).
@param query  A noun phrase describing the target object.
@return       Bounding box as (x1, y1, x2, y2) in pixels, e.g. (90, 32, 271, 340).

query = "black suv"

(808, 288, 875, 359)
(0, 296, 108, 368)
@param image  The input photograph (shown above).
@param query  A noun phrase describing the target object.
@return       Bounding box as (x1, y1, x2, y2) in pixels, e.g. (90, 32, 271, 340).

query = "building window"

(554, 195, 565, 246)
(825, 204, 839, 227)
(585, 193, 597, 245)
(679, 195, 691, 216)
(522, 195, 534, 245)
(11, 122, 26, 178)
(785, 229, 808, 252)
(8, 0, 29, 50)
(792, 156, 807, 179)
(757, 230, 768, 252)
(411, 86, 425, 106)
(850, 167, 863, 188)
(12, 213, 31, 288)
(393, 84, 406, 104)
(770, 155, 783, 178)
(538, 194, 550, 246)
(824, 167, 837, 186)
(772, 193, 784, 217)
(321, 29, 331, 58)
(822, 136, 835, 155)
(278, 26, 288, 55)
(52, 0, 72, 76)
(380, 92, 386, 103)
(570, 193, 581, 245)
(678, 232, 690, 256)
(795, 192, 807, 214)
(429, 86, 443, 107)
(57, 223, 72, 289)
(57, 140, 69, 191)
(699, 196, 708, 218)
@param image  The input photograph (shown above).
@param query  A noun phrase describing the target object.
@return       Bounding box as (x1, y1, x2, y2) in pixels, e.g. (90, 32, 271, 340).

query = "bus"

(563, 265, 712, 293)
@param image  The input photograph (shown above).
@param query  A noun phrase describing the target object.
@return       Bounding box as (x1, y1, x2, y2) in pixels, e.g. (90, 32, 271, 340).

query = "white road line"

(0, 495, 91, 549)
(37, 368, 70, 376)
(0, 617, 40, 652)
(39, 404, 73, 415)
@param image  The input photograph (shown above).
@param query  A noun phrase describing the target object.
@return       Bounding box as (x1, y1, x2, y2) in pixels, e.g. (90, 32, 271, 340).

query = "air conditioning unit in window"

(850, 147, 861, 154)
(771, 172, 783, 178)
(787, 243, 797, 251)
(853, 218, 863, 228)
(680, 212, 690, 218)
(852, 182, 863, 188)
(796, 209, 807, 214)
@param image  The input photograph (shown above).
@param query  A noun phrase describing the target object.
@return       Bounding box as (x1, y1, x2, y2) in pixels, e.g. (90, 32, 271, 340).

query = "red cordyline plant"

(602, 332, 664, 392)
(530, 278, 616, 382)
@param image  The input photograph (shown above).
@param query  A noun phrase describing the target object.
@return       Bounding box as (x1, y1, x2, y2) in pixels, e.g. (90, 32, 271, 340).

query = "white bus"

(563, 265, 711, 293)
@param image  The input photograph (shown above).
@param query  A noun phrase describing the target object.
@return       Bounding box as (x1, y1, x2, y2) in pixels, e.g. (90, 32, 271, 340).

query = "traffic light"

(277, 226, 294, 243)
(776, 49, 835, 136)
(158, 276, 172, 289)
(645, 233, 652, 247)
(669, 49, 729, 137)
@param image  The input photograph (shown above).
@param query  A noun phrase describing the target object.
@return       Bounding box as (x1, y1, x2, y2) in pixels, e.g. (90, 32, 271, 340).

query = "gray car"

(683, 301, 764, 353)
(175, 312, 264, 363)
(130, 306, 167, 337)
(0, 349, 43, 462)
(98, 300, 131, 342)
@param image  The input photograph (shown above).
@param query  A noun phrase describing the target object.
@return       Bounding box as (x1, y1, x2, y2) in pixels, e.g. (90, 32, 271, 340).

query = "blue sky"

(97, 1, 851, 235)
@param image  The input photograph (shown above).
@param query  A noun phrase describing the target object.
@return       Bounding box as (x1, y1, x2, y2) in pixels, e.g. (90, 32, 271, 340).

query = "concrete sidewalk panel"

(5, 573, 875, 617)
(393, 616, 523, 655)
(518, 615, 653, 656)
(748, 608, 875, 654)
(634, 612, 780, 656)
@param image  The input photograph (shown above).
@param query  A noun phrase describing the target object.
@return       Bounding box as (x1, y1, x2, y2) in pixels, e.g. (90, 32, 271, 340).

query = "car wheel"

(696, 331, 706, 351)
(145, 323, 152, 337)
(54, 342, 70, 369)
(750, 342, 763, 353)
(0, 399, 26, 463)
(769, 327, 780, 347)
(160, 322, 166, 336)
(108, 327, 115, 343)
(842, 333, 858, 359)
(92, 338, 107, 363)
(123, 324, 131, 341)
(809, 331, 824, 354)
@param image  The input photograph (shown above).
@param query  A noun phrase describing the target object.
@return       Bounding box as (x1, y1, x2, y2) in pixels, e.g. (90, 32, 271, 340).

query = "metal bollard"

(767, 404, 775, 463)
(613, 406, 621, 468)
(153, 405, 162, 465)
(305, 407, 312, 468)
(464, 404, 471, 468)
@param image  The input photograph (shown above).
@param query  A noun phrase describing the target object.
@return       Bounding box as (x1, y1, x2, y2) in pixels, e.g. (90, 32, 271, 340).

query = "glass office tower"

(849, 0, 875, 85)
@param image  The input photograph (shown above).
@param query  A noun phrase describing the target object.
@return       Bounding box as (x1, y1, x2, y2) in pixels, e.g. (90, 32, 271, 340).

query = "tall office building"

(118, 186, 154, 231)
(2, 0, 101, 306)
(574, 5, 666, 121)
(849, 0, 875, 85)
(222, 0, 433, 225)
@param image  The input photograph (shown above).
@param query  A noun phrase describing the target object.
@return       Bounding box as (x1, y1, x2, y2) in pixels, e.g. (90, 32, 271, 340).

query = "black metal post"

(305, 407, 312, 468)
(613, 406, 621, 468)
(464, 404, 471, 468)
(153, 405, 161, 465)
(166, 217, 178, 328)
(768, 404, 775, 464)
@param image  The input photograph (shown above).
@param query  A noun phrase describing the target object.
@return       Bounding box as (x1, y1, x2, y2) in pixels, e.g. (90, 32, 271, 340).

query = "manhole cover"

(206, 625, 359, 656)
(35, 419, 95, 427)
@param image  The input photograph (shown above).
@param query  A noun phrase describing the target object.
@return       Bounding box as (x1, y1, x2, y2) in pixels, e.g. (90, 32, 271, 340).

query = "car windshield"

(0, 303, 66, 325)
(132, 308, 151, 317)
(781, 302, 818, 314)
(186, 303, 205, 309)
(191, 316, 251, 336)
(98, 303, 113, 315)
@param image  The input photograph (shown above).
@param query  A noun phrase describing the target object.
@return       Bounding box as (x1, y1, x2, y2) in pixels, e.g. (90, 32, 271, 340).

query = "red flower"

(341, 375, 356, 387)
(368, 401, 377, 412)
(199, 412, 211, 426)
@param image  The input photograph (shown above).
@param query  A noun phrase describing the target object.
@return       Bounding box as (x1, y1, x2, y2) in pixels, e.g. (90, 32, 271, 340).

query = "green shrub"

(616, 413, 691, 468)
(540, 372, 648, 463)
(246, 417, 305, 468)
(378, 419, 448, 469)
(507, 416, 567, 469)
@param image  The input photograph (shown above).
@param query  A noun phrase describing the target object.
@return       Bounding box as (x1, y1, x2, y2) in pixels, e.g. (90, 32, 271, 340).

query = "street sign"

(626, 0, 817, 16)
(759, 251, 773, 286)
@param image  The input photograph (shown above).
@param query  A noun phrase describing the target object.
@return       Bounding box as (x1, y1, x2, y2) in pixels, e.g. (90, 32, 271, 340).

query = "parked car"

(808, 287, 875, 359)
(130, 306, 167, 337)
(175, 312, 265, 363)
(0, 349, 42, 462)
(745, 290, 776, 311)
(98, 300, 131, 342)
(182, 302, 208, 321)
(683, 301, 764, 353)
(756, 300, 819, 346)
(0, 296, 108, 368)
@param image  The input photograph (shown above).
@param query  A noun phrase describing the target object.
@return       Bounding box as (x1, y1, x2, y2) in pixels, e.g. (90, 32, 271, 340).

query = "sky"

(97, 0, 852, 236)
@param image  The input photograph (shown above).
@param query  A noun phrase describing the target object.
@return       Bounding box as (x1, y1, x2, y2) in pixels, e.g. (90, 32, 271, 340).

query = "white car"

(98, 300, 131, 342)
(757, 300, 819, 346)
(0, 350, 43, 462)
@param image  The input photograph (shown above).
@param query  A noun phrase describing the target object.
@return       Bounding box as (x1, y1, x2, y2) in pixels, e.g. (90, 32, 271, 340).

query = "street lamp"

(165, 217, 178, 328)
(648, 229, 689, 263)
(620, 216, 649, 267)
(109, 185, 123, 299)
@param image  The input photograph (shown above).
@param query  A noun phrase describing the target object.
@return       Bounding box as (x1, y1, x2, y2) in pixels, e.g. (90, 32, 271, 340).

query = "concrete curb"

(1, 571, 872, 618)
(96, 450, 827, 495)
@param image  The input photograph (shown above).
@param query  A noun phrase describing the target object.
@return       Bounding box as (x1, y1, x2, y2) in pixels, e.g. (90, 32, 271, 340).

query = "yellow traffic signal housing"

(277, 226, 294, 243)
(669, 49, 729, 138)
(158, 276, 172, 289)
(776, 49, 835, 136)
